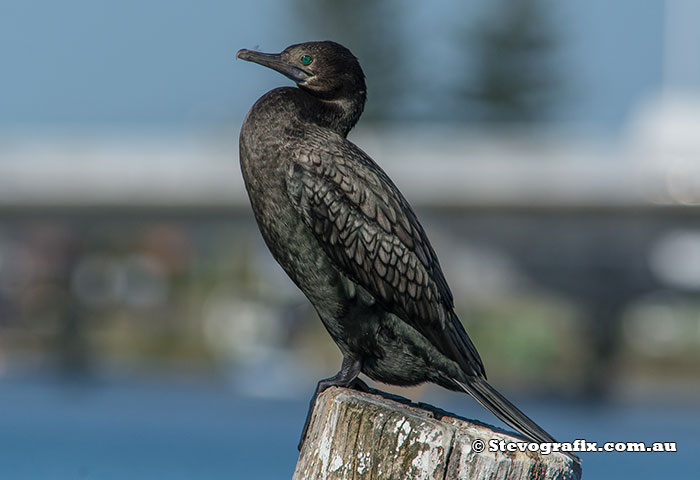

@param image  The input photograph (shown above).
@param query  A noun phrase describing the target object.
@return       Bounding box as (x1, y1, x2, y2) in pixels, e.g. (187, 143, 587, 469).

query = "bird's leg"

(298, 356, 363, 451)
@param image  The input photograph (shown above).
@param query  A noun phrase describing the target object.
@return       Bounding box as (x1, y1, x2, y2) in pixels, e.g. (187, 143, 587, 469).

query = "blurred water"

(0, 375, 695, 479)
(0, 376, 303, 479)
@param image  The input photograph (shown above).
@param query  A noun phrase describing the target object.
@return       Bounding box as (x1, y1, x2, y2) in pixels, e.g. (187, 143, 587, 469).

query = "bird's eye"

(300, 55, 312, 65)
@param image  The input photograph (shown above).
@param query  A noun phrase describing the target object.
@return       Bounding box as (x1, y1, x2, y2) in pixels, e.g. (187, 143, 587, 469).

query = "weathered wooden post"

(294, 387, 581, 480)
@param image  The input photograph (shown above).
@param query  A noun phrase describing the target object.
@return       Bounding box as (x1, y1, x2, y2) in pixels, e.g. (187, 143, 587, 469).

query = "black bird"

(237, 41, 571, 456)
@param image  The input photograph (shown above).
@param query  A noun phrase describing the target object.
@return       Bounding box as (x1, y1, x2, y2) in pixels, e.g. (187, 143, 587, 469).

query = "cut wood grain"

(293, 387, 582, 480)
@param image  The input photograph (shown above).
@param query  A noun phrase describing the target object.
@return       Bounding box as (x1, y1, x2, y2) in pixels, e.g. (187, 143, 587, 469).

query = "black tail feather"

(454, 377, 580, 463)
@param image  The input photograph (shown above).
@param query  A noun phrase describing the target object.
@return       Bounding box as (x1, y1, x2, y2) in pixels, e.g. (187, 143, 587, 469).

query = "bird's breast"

(239, 120, 351, 325)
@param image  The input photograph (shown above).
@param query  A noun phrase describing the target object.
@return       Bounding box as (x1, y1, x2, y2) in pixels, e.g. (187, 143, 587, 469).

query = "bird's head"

(237, 41, 366, 102)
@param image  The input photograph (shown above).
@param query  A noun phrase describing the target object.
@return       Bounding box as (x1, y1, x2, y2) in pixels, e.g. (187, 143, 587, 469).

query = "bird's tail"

(453, 376, 580, 463)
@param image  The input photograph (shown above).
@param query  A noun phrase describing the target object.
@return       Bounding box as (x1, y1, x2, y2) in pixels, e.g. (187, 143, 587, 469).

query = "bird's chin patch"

(296, 76, 312, 87)
(292, 70, 315, 86)
(285, 68, 312, 84)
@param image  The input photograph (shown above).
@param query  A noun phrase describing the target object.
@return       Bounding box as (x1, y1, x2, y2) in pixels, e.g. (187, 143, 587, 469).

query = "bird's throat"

(300, 88, 366, 138)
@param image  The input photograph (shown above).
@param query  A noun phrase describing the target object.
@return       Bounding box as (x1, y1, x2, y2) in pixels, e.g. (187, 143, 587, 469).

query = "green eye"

(300, 55, 312, 65)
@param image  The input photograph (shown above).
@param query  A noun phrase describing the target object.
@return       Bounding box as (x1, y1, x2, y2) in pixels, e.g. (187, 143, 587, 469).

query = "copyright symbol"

(471, 439, 485, 453)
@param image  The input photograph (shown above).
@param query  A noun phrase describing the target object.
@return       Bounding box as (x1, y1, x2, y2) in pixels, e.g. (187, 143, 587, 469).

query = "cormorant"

(236, 41, 573, 458)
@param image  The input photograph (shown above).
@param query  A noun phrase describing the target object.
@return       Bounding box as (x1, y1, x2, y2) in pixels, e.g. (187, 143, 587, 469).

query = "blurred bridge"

(1, 98, 699, 397)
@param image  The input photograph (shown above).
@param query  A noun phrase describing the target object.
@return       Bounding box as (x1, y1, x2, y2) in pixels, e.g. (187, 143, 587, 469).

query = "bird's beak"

(236, 49, 313, 84)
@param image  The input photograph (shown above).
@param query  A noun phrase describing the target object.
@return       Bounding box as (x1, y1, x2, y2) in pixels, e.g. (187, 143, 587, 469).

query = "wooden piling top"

(294, 387, 582, 480)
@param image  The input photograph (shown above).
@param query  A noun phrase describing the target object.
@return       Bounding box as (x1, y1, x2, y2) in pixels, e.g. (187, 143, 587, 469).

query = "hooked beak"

(236, 49, 313, 84)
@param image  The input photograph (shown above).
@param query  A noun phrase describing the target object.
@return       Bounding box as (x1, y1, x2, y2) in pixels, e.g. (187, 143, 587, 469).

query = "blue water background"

(0, 376, 695, 479)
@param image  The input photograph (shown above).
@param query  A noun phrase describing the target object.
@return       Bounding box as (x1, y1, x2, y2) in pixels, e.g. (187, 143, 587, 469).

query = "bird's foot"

(298, 357, 363, 451)
(349, 377, 370, 393)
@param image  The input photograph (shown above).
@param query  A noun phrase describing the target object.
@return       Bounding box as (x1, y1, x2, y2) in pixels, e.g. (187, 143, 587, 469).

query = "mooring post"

(293, 387, 581, 480)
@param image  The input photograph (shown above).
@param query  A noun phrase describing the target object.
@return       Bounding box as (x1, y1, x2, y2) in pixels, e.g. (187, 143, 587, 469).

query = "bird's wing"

(286, 130, 484, 377)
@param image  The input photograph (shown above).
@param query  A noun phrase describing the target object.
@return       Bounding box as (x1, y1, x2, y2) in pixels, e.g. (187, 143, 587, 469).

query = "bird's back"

(284, 122, 486, 378)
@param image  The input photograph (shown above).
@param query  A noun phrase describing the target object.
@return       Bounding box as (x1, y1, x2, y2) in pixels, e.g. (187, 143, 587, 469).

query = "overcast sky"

(0, 0, 686, 134)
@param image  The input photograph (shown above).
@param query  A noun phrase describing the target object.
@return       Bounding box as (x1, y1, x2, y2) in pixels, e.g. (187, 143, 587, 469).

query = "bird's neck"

(299, 88, 366, 138)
